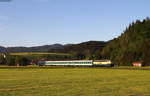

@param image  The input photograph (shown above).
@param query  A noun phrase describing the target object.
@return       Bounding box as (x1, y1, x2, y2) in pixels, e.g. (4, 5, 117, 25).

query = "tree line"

(0, 53, 78, 66)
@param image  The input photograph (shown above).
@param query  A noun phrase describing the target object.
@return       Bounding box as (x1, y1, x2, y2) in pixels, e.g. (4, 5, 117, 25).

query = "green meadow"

(0, 68, 150, 96)
(10, 52, 69, 56)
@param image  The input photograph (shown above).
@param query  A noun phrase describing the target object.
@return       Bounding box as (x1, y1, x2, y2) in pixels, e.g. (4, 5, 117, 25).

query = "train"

(38, 60, 114, 67)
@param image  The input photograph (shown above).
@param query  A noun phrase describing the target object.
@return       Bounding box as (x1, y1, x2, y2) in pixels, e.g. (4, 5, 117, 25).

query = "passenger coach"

(38, 60, 93, 66)
(38, 60, 113, 67)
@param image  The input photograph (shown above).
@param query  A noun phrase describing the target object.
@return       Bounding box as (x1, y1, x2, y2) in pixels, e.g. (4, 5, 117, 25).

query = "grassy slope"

(0, 68, 150, 96)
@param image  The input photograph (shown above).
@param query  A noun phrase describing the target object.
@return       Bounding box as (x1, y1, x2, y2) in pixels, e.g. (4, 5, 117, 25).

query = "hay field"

(0, 68, 150, 96)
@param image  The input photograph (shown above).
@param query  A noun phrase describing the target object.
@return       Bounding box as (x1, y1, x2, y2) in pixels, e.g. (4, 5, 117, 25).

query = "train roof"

(43, 60, 93, 62)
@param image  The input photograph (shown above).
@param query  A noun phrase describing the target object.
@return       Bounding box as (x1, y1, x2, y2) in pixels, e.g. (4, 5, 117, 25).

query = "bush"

(15, 56, 30, 66)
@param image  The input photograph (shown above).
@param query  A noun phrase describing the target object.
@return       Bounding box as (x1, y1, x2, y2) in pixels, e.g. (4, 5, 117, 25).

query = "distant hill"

(63, 41, 106, 59)
(101, 17, 150, 66)
(48, 41, 106, 59)
(6, 44, 66, 53)
(64, 41, 106, 53)
(0, 44, 67, 53)
(0, 46, 7, 52)
(0, 41, 106, 56)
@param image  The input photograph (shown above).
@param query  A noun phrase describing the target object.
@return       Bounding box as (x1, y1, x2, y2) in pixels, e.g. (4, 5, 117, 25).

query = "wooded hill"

(101, 17, 150, 66)
(48, 41, 106, 60)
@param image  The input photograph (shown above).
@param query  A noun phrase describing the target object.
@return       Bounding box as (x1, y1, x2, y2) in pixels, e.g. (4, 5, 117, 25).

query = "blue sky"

(0, 0, 149, 47)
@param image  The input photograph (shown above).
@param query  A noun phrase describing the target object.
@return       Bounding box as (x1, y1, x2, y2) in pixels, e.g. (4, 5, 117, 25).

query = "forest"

(101, 17, 150, 66)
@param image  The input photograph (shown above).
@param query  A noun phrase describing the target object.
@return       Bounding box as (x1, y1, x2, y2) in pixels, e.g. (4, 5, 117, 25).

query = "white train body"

(38, 60, 113, 67)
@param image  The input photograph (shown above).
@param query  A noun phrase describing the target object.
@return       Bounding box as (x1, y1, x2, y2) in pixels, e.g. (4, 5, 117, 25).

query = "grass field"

(10, 52, 70, 56)
(0, 68, 150, 96)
